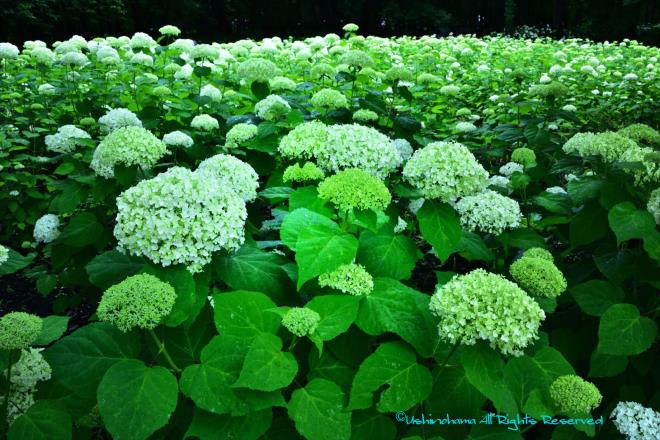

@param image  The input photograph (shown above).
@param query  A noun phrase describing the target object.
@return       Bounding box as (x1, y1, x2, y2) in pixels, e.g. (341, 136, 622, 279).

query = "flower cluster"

(510, 255, 566, 298)
(352, 109, 378, 123)
(618, 123, 660, 147)
(129, 32, 155, 49)
(195, 154, 259, 202)
(404, 141, 488, 201)
(455, 121, 477, 133)
(191, 44, 220, 61)
(281, 307, 321, 337)
(200, 84, 222, 102)
(255, 94, 291, 121)
(225, 123, 258, 147)
(114, 167, 247, 272)
(620, 145, 660, 185)
(0, 244, 8, 266)
(429, 269, 545, 356)
(90, 126, 167, 178)
(34, 213, 60, 243)
(270, 76, 297, 91)
(648, 188, 660, 225)
(317, 169, 391, 212)
(0, 312, 42, 351)
(44, 125, 91, 154)
(610, 401, 660, 440)
(563, 131, 637, 162)
(318, 263, 374, 296)
(159, 25, 181, 36)
(278, 121, 329, 160)
(549, 375, 602, 416)
(523, 247, 554, 261)
(499, 161, 524, 176)
(97, 274, 176, 332)
(310, 88, 348, 111)
(339, 50, 374, 68)
(191, 114, 219, 131)
(283, 162, 325, 183)
(385, 66, 413, 82)
(237, 58, 281, 83)
(98, 108, 143, 132)
(455, 190, 522, 235)
(1, 348, 51, 424)
(511, 147, 536, 167)
(163, 130, 194, 148)
(0, 42, 20, 59)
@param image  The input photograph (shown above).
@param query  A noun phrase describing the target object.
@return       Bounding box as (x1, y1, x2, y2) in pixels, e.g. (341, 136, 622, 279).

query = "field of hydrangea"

(0, 23, 659, 440)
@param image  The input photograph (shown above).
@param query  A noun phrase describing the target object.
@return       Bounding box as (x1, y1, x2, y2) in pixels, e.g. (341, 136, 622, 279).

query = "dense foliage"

(0, 23, 659, 439)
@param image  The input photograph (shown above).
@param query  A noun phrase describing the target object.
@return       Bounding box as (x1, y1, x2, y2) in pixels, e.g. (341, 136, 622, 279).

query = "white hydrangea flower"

(488, 175, 510, 188)
(545, 186, 567, 195)
(174, 64, 194, 80)
(200, 84, 222, 103)
(129, 32, 155, 49)
(562, 104, 577, 112)
(610, 401, 660, 440)
(254, 94, 291, 121)
(34, 214, 60, 243)
(499, 161, 525, 176)
(44, 125, 91, 154)
(456, 121, 477, 133)
(163, 131, 194, 148)
(0, 244, 9, 266)
(0, 42, 20, 59)
(393, 216, 407, 234)
(195, 154, 259, 202)
(98, 108, 142, 133)
(455, 190, 522, 235)
(59, 52, 88, 67)
(2, 348, 51, 425)
(38, 84, 56, 95)
(90, 127, 167, 178)
(392, 138, 413, 162)
(191, 114, 219, 131)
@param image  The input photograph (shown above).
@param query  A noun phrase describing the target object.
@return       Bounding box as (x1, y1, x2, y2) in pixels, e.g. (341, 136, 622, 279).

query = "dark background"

(0, 0, 658, 45)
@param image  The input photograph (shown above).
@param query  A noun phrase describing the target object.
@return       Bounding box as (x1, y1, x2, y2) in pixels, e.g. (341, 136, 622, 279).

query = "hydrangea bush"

(0, 25, 658, 440)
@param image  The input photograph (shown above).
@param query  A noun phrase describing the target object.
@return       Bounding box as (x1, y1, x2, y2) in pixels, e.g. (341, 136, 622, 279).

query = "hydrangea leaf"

(307, 350, 356, 394)
(416, 200, 461, 262)
(598, 303, 657, 356)
(280, 208, 339, 251)
(7, 400, 71, 440)
(570, 279, 624, 316)
(567, 177, 604, 205)
(295, 224, 359, 289)
(42, 322, 140, 398)
(142, 263, 198, 327)
(455, 231, 495, 262)
(185, 408, 272, 440)
(233, 333, 298, 391)
(608, 202, 656, 244)
(289, 379, 351, 440)
(85, 250, 145, 290)
(306, 295, 361, 341)
(588, 350, 628, 378)
(289, 187, 334, 217)
(97, 359, 178, 440)
(56, 212, 105, 247)
(33, 315, 70, 346)
(426, 367, 486, 418)
(503, 355, 548, 409)
(350, 410, 396, 440)
(355, 278, 438, 358)
(213, 290, 280, 346)
(348, 341, 432, 412)
(356, 230, 422, 280)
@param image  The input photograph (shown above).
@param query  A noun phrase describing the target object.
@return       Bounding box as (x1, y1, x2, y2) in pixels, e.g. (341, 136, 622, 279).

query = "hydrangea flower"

(34, 214, 60, 243)
(352, 109, 378, 123)
(44, 125, 91, 154)
(174, 64, 193, 80)
(311, 88, 348, 112)
(0, 42, 20, 59)
(59, 52, 88, 67)
(310, 63, 336, 80)
(195, 154, 259, 202)
(129, 32, 155, 49)
(255, 94, 291, 121)
(318, 263, 374, 296)
(385, 66, 413, 82)
(610, 401, 660, 440)
(510, 256, 566, 298)
(30, 47, 55, 64)
(455, 190, 522, 235)
(562, 104, 577, 112)
(549, 375, 602, 416)
(523, 247, 554, 261)
(488, 175, 510, 188)
(281, 307, 321, 337)
(98, 108, 143, 132)
(440, 84, 461, 95)
(191, 44, 220, 61)
(511, 147, 536, 167)
(403, 141, 488, 202)
(159, 25, 181, 36)
(429, 269, 545, 356)
(97, 274, 177, 332)
(342, 23, 359, 33)
(392, 138, 413, 162)
(563, 131, 637, 162)
(0, 244, 8, 266)
(456, 121, 477, 133)
(1, 348, 51, 424)
(237, 58, 281, 83)
(618, 123, 660, 147)
(91, 126, 167, 178)
(317, 169, 391, 212)
(545, 186, 567, 195)
(38, 84, 56, 95)
(200, 84, 222, 102)
(0, 312, 42, 351)
(648, 188, 660, 225)
(225, 123, 258, 147)
(191, 114, 219, 131)
(278, 121, 329, 160)
(114, 167, 247, 273)
(499, 161, 525, 177)
(620, 145, 660, 185)
(283, 162, 325, 183)
(269, 76, 297, 91)
(163, 131, 194, 148)
(339, 50, 374, 69)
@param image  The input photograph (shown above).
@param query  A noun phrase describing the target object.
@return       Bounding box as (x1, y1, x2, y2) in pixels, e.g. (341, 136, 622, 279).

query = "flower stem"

(148, 329, 181, 373)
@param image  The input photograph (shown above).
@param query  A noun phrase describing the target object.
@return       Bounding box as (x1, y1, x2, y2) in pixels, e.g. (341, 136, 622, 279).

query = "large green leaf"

(86, 250, 144, 290)
(295, 224, 358, 289)
(356, 229, 421, 280)
(97, 360, 178, 440)
(233, 334, 298, 391)
(33, 316, 69, 346)
(588, 350, 628, 378)
(598, 303, 657, 356)
(355, 278, 438, 358)
(348, 342, 432, 412)
(143, 263, 198, 326)
(280, 208, 339, 251)
(306, 295, 361, 341)
(7, 400, 71, 440)
(0, 248, 35, 276)
(455, 231, 495, 262)
(213, 290, 280, 346)
(288, 379, 351, 440)
(426, 367, 486, 418)
(608, 202, 655, 244)
(350, 410, 396, 440)
(185, 408, 273, 440)
(56, 212, 104, 247)
(569, 203, 609, 248)
(43, 322, 140, 398)
(416, 200, 461, 262)
(570, 280, 624, 316)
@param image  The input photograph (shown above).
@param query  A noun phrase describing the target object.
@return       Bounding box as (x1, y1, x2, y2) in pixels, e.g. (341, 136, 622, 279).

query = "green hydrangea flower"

(510, 256, 567, 298)
(455, 190, 522, 235)
(563, 131, 638, 163)
(511, 147, 537, 168)
(620, 145, 660, 185)
(523, 247, 554, 261)
(90, 126, 167, 178)
(648, 188, 660, 225)
(550, 375, 602, 416)
(429, 269, 545, 356)
(283, 162, 325, 183)
(310, 88, 348, 112)
(529, 82, 568, 98)
(0, 312, 43, 351)
(318, 263, 374, 296)
(237, 58, 281, 83)
(0, 244, 8, 266)
(269, 76, 297, 91)
(195, 154, 259, 202)
(278, 121, 329, 160)
(225, 123, 258, 148)
(317, 169, 391, 212)
(281, 307, 321, 337)
(310, 63, 335, 80)
(339, 50, 374, 69)
(385, 66, 413, 82)
(618, 123, 660, 147)
(352, 109, 378, 123)
(97, 274, 177, 332)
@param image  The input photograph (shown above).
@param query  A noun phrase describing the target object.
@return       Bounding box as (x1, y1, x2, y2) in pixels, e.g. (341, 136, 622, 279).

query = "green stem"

(148, 329, 181, 373)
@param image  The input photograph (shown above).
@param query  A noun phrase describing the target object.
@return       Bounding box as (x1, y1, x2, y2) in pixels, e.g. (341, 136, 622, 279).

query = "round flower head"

(195, 154, 259, 202)
(523, 247, 554, 262)
(563, 131, 637, 163)
(429, 269, 545, 356)
(191, 114, 219, 131)
(342, 23, 359, 33)
(511, 147, 536, 168)
(129, 32, 155, 49)
(44, 125, 91, 154)
(159, 25, 181, 36)
(0, 42, 20, 59)
(30, 47, 55, 64)
(610, 401, 660, 440)
(385, 66, 413, 82)
(255, 94, 291, 121)
(97, 274, 176, 332)
(392, 138, 413, 163)
(317, 169, 391, 212)
(10, 347, 51, 391)
(455, 190, 522, 235)
(529, 83, 568, 98)
(318, 263, 374, 296)
(510, 256, 566, 298)
(38, 84, 56, 95)
(499, 161, 524, 177)
(98, 108, 142, 133)
(269, 76, 297, 91)
(163, 131, 194, 148)
(618, 123, 660, 147)
(440, 85, 461, 95)
(59, 52, 88, 67)
(352, 109, 378, 123)
(648, 188, 660, 225)
(225, 123, 258, 148)
(33, 214, 60, 243)
(310, 63, 335, 80)
(283, 162, 325, 183)
(549, 375, 602, 416)
(417, 73, 438, 84)
(311, 88, 348, 112)
(0, 312, 42, 351)
(0, 244, 8, 266)
(404, 141, 488, 202)
(91, 127, 167, 178)
(620, 146, 660, 185)
(455, 121, 477, 133)
(190, 44, 220, 61)
(237, 58, 281, 83)
(281, 307, 320, 337)
(278, 121, 329, 160)
(114, 167, 247, 273)
(200, 84, 222, 102)
(339, 50, 374, 69)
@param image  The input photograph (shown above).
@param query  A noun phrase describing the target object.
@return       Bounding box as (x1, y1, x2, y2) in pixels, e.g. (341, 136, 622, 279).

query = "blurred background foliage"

(0, 0, 658, 44)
